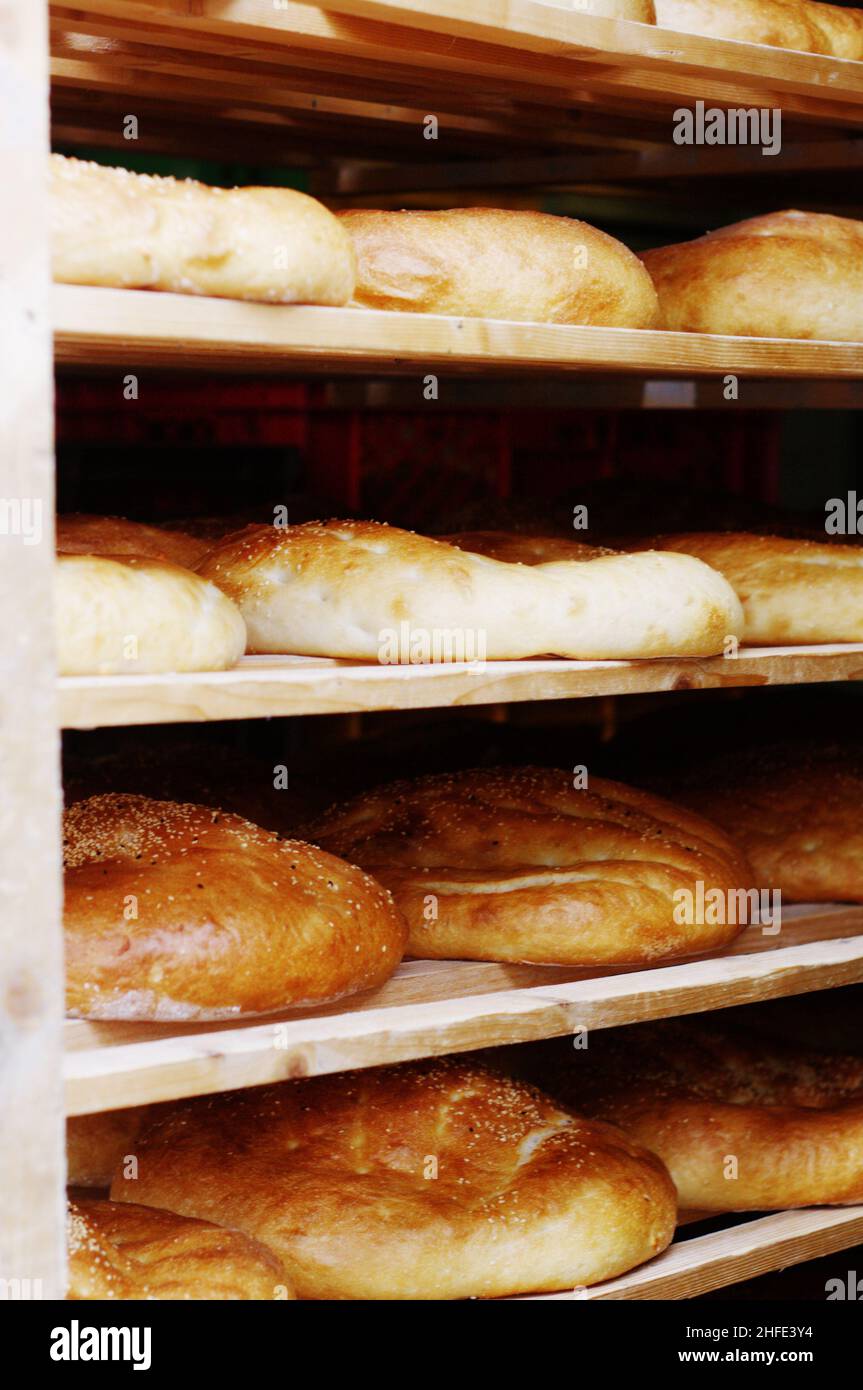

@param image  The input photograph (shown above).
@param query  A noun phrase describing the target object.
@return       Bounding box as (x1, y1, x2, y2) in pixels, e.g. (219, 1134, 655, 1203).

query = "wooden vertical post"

(0, 0, 65, 1296)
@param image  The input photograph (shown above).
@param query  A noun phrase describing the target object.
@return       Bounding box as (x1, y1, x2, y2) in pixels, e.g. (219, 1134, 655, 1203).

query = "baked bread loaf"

(638, 532, 863, 643)
(68, 1107, 153, 1189)
(642, 211, 863, 341)
(110, 1057, 676, 1299)
(337, 208, 659, 327)
(306, 766, 752, 966)
(443, 531, 619, 564)
(63, 793, 406, 1020)
(51, 154, 355, 305)
(655, 0, 863, 58)
(56, 553, 246, 675)
(198, 520, 743, 661)
(68, 1199, 289, 1299)
(666, 744, 863, 902)
(524, 1019, 863, 1211)
(57, 513, 210, 570)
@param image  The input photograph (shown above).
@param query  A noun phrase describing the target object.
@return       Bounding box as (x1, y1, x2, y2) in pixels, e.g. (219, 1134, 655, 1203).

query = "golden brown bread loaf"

(56, 553, 247, 675)
(110, 1057, 676, 1299)
(57, 514, 211, 569)
(337, 208, 660, 327)
(523, 1019, 863, 1212)
(655, 0, 863, 57)
(639, 532, 863, 643)
(198, 519, 743, 661)
(67, 1199, 290, 1299)
(666, 744, 863, 902)
(306, 766, 752, 966)
(51, 154, 355, 305)
(68, 1108, 153, 1189)
(642, 211, 863, 341)
(63, 793, 406, 1020)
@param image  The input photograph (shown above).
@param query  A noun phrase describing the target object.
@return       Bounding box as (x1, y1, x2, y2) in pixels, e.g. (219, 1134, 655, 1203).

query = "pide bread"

(51, 153, 355, 305)
(67, 1199, 290, 1300)
(63, 793, 406, 1020)
(57, 513, 210, 570)
(56, 553, 247, 676)
(337, 208, 660, 327)
(638, 532, 863, 643)
(524, 1019, 863, 1211)
(654, 0, 863, 57)
(666, 744, 863, 902)
(642, 211, 863, 341)
(198, 519, 743, 661)
(110, 1057, 676, 1299)
(306, 766, 753, 966)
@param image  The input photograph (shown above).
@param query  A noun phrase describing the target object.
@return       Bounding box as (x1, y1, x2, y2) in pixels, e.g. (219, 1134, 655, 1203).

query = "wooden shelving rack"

(6, 0, 863, 1300)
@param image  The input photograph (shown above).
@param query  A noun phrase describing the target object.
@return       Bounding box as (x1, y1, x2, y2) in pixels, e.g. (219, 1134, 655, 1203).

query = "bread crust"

(307, 766, 752, 966)
(443, 530, 620, 563)
(527, 1020, 863, 1211)
(655, 0, 863, 57)
(667, 744, 863, 902)
(68, 1199, 290, 1300)
(56, 553, 247, 675)
(51, 153, 356, 305)
(57, 513, 211, 570)
(642, 210, 863, 341)
(63, 793, 407, 1020)
(640, 531, 863, 643)
(338, 207, 659, 327)
(198, 519, 743, 661)
(110, 1057, 676, 1299)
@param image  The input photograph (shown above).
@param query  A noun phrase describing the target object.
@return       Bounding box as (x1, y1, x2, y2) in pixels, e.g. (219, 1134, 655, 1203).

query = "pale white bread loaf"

(639, 532, 863, 643)
(306, 766, 753, 967)
(67, 1198, 291, 1300)
(56, 553, 246, 675)
(198, 520, 744, 661)
(642, 210, 863, 341)
(110, 1057, 676, 1299)
(57, 513, 210, 569)
(655, 0, 863, 57)
(337, 207, 659, 327)
(51, 153, 355, 305)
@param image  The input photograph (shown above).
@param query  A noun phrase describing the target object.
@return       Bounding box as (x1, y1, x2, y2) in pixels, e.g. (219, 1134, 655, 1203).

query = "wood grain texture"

(57, 646, 863, 729)
(0, 0, 66, 1297)
(52, 287, 863, 378)
(65, 905, 863, 1115)
(513, 1206, 863, 1299)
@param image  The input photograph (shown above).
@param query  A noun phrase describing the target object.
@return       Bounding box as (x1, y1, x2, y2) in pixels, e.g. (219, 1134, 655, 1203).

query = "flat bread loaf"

(642, 210, 863, 341)
(56, 553, 246, 675)
(110, 1057, 676, 1299)
(338, 207, 659, 327)
(655, 0, 863, 57)
(639, 532, 863, 643)
(51, 154, 355, 305)
(307, 766, 753, 966)
(198, 520, 743, 661)
(523, 1019, 863, 1211)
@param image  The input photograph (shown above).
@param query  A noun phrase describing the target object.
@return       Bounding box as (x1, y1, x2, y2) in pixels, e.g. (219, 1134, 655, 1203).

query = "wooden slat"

(52, 286, 863, 379)
(49, 0, 863, 129)
(64, 905, 863, 1114)
(57, 646, 863, 730)
(0, 0, 66, 1298)
(515, 1207, 863, 1300)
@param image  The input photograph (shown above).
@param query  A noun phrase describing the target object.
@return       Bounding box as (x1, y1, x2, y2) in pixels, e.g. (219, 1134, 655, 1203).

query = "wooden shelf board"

(513, 1206, 863, 1300)
(51, 1, 863, 131)
(65, 904, 863, 1114)
(53, 286, 863, 378)
(58, 645, 863, 730)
